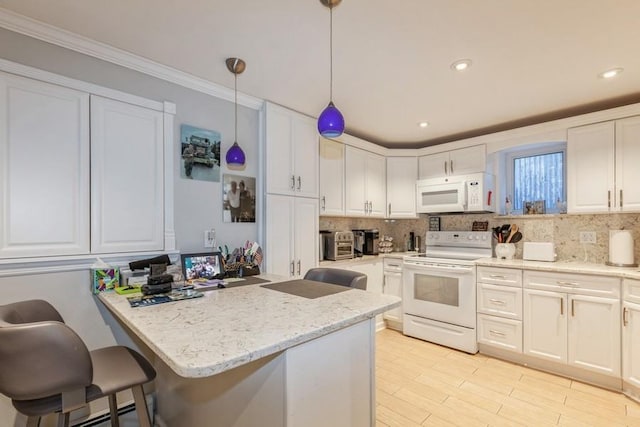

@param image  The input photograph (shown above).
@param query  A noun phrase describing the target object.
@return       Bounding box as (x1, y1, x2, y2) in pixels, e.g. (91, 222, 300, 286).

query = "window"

(506, 142, 566, 214)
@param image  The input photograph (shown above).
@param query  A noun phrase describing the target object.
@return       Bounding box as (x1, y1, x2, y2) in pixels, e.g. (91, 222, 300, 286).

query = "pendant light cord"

(234, 60, 238, 143)
(329, 6, 333, 102)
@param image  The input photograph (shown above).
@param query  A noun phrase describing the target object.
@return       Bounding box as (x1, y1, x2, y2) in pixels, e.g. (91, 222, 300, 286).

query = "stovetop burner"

(405, 231, 493, 262)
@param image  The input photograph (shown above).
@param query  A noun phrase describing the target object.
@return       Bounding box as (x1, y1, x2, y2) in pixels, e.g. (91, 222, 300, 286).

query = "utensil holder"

(495, 243, 516, 260)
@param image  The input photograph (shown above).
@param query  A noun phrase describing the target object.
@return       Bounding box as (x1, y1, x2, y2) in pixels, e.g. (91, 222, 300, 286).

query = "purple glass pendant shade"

(317, 101, 345, 138)
(225, 142, 245, 166)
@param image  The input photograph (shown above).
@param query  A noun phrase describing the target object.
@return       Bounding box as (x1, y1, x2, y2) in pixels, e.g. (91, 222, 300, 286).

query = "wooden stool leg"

(132, 385, 152, 427)
(56, 412, 69, 427)
(25, 416, 40, 427)
(108, 394, 120, 427)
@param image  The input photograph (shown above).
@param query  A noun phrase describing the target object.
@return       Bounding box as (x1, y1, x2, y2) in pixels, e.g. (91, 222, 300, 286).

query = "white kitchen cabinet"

(90, 96, 164, 253)
(345, 146, 386, 217)
(340, 259, 384, 330)
(0, 72, 90, 258)
(265, 102, 318, 198)
(568, 116, 640, 213)
(623, 279, 640, 398)
(319, 138, 345, 216)
(418, 144, 486, 179)
(382, 258, 403, 329)
(265, 194, 318, 278)
(386, 157, 417, 218)
(523, 271, 621, 377)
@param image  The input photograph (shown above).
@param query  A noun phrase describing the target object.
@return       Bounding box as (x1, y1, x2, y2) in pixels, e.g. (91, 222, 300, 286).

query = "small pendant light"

(225, 57, 246, 167)
(317, 0, 345, 138)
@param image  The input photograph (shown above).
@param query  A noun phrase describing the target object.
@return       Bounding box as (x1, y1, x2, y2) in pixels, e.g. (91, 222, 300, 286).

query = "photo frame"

(180, 124, 221, 182)
(429, 216, 441, 231)
(223, 174, 256, 223)
(524, 200, 546, 215)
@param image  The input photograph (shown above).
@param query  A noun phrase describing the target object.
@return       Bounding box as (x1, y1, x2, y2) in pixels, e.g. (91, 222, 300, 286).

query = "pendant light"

(225, 57, 246, 167)
(317, 0, 345, 138)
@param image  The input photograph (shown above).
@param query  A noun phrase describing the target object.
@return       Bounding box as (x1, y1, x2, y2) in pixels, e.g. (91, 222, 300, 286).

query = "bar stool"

(0, 299, 156, 427)
(303, 267, 368, 290)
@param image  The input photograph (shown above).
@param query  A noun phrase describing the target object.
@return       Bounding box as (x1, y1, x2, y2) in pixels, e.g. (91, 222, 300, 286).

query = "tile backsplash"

(320, 213, 640, 264)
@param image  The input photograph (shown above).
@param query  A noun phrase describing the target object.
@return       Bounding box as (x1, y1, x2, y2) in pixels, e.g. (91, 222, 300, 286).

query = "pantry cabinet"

(523, 271, 621, 377)
(265, 102, 318, 198)
(418, 144, 486, 179)
(319, 138, 345, 216)
(345, 146, 386, 217)
(265, 194, 318, 279)
(386, 157, 417, 218)
(567, 116, 640, 213)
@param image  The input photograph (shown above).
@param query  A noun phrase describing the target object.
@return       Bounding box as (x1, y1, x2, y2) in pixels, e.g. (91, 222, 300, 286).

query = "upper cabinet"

(0, 72, 90, 258)
(345, 146, 386, 217)
(567, 116, 640, 213)
(319, 138, 345, 216)
(386, 157, 417, 218)
(265, 102, 318, 198)
(418, 144, 486, 179)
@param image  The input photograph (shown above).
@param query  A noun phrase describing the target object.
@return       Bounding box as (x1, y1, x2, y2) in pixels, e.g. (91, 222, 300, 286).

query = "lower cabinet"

(382, 258, 403, 330)
(623, 279, 640, 399)
(338, 259, 384, 330)
(523, 271, 621, 377)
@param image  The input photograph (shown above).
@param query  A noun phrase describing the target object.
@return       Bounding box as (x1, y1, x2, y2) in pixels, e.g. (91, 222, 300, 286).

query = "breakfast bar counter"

(99, 274, 400, 427)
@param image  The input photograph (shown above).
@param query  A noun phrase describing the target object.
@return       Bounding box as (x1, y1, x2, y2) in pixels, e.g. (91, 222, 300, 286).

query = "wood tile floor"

(375, 329, 640, 427)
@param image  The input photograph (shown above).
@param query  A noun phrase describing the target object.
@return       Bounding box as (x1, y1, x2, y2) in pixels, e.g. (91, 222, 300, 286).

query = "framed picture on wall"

(223, 174, 256, 223)
(180, 124, 221, 182)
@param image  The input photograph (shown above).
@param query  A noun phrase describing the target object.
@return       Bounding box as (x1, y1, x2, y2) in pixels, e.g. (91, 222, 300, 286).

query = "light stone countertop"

(319, 252, 419, 266)
(476, 257, 640, 279)
(99, 274, 401, 379)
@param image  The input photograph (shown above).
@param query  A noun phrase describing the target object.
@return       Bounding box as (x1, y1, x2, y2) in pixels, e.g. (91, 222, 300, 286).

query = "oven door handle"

(404, 263, 473, 274)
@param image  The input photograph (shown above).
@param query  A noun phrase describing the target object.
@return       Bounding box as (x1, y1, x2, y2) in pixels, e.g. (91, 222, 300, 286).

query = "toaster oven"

(325, 231, 354, 261)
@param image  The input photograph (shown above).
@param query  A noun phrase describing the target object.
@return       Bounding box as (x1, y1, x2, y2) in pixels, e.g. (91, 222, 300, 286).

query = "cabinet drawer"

(524, 270, 620, 298)
(477, 267, 522, 287)
(477, 283, 522, 320)
(383, 258, 403, 272)
(625, 278, 640, 304)
(477, 314, 522, 353)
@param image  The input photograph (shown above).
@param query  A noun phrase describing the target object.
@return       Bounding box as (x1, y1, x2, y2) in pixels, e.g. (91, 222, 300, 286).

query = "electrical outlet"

(204, 229, 216, 248)
(579, 231, 597, 244)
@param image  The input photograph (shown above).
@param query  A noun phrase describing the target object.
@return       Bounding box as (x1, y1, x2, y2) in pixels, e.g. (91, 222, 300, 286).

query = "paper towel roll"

(609, 230, 635, 266)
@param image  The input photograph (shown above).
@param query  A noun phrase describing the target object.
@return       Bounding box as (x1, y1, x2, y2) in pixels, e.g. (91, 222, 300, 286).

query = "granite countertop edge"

(476, 257, 640, 279)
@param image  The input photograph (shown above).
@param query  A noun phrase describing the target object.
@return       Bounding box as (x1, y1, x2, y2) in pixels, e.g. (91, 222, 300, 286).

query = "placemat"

(127, 289, 203, 307)
(260, 279, 351, 299)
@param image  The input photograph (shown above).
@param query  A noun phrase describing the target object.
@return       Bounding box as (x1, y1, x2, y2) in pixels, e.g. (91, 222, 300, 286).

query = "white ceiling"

(2, 0, 640, 148)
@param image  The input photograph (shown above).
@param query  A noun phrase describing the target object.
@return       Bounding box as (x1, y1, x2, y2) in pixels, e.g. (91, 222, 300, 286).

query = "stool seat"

(303, 267, 367, 290)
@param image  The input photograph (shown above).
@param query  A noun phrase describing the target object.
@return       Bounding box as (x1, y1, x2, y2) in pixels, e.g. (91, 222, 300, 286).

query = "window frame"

(505, 142, 567, 214)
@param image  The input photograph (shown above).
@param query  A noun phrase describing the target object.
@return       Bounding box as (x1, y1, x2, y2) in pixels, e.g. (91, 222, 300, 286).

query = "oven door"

(403, 260, 476, 328)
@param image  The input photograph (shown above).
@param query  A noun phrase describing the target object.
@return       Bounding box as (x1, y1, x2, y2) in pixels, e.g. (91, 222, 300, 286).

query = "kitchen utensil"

(510, 231, 522, 243)
(506, 224, 519, 243)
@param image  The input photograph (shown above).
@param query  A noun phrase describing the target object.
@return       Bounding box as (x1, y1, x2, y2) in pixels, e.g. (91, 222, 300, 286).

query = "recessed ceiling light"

(451, 59, 472, 71)
(418, 121, 429, 128)
(599, 68, 623, 79)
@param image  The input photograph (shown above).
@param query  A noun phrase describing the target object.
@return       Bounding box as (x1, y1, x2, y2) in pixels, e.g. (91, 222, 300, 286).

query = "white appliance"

(403, 231, 492, 353)
(416, 172, 495, 214)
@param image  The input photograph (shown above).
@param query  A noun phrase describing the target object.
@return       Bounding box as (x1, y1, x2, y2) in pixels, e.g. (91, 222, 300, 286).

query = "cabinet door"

(319, 138, 345, 216)
(418, 152, 449, 179)
(386, 157, 417, 218)
(0, 73, 90, 257)
(383, 271, 403, 323)
(345, 146, 367, 216)
(91, 96, 164, 253)
(567, 122, 615, 213)
(523, 289, 567, 363)
(365, 152, 386, 217)
(265, 195, 295, 277)
(568, 295, 620, 376)
(616, 116, 640, 212)
(265, 103, 294, 196)
(623, 301, 640, 388)
(449, 145, 486, 176)
(294, 197, 319, 278)
(292, 115, 319, 198)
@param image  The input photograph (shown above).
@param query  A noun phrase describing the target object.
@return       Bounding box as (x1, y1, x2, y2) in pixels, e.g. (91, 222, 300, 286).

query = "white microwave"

(416, 172, 495, 214)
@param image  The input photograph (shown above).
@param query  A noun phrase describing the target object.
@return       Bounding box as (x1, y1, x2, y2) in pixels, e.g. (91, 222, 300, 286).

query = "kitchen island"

(99, 274, 400, 427)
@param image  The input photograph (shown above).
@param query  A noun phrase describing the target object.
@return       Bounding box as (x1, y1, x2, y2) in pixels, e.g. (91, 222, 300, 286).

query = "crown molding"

(0, 7, 264, 110)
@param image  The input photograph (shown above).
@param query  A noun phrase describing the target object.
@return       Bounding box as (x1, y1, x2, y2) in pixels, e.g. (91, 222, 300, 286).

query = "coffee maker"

(353, 229, 379, 256)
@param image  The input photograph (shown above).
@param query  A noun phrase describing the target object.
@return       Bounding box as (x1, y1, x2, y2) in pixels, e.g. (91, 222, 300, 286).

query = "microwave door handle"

(460, 181, 468, 210)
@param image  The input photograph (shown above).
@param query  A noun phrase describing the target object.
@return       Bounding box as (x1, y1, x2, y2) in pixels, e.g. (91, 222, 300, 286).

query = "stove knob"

(468, 235, 473, 240)
(475, 235, 480, 240)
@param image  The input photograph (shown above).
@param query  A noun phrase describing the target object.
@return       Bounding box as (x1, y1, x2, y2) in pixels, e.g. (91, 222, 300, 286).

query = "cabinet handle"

(560, 298, 564, 315)
(369, 201, 373, 214)
(450, 159, 454, 174)
(291, 175, 296, 190)
(557, 280, 579, 287)
(489, 275, 506, 279)
(608, 190, 611, 208)
(364, 201, 368, 214)
(624, 307, 629, 326)
(290, 261, 295, 276)
(297, 260, 301, 276)
(297, 176, 302, 190)
(489, 330, 506, 337)
(571, 299, 575, 317)
(321, 196, 326, 211)
(489, 298, 506, 306)
(620, 189, 623, 208)
(388, 203, 391, 216)
(444, 161, 448, 175)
